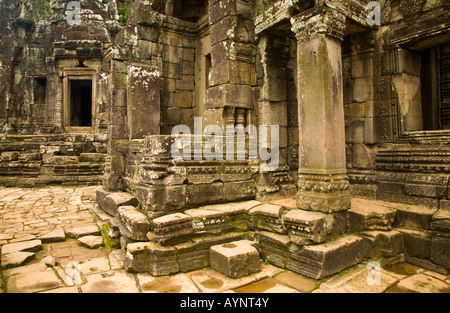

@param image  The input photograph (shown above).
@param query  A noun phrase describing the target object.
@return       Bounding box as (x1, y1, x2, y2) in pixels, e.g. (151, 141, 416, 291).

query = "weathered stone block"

(80, 153, 106, 163)
(173, 90, 193, 108)
(210, 241, 261, 278)
(287, 235, 365, 280)
(249, 204, 286, 234)
(283, 209, 327, 245)
(1, 240, 42, 255)
(117, 206, 151, 241)
(186, 182, 223, 207)
(223, 181, 256, 202)
(175, 232, 247, 272)
(200, 200, 261, 232)
(359, 230, 404, 258)
(1, 151, 19, 162)
(66, 225, 100, 239)
(152, 213, 193, 246)
(136, 184, 186, 216)
(103, 192, 139, 217)
(257, 231, 291, 268)
(348, 199, 395, 231)
(399, 228, 432, 259)
(431, 208, 450, 237)
(393, 205, 438, 230)
(184, 208, 232, 236)
(125, 242, 179, 276)
(431, 237, 450, 270)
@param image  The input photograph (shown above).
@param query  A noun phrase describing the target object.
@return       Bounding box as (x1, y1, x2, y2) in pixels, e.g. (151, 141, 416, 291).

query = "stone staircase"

(92, 186, 450, 280)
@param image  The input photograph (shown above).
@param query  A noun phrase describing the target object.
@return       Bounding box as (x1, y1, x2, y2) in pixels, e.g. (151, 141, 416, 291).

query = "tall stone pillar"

(291, 7, 350, 213)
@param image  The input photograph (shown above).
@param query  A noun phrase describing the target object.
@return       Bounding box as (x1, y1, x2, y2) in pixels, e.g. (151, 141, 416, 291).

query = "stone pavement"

(0, 186, 449, 293)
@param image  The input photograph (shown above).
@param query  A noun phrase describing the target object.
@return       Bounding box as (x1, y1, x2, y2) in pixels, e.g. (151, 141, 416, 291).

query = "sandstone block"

(283, 209, 327, 245)
(78, 236, 104, 249)
(39, 228, 66, 244)
(152, 213, 193, 246)
(186, 182, 223, 207)
(431, 237, 450, 270)
(117, 206, 151, 241)
(348, 199, 395, 231)
(359, 230, 404, 258)
(249, 204, 286, 234)
(287, 235, 365, 280)
(66, 225, 100, 239)
(257, 231, 291, 268)
(1, 240, 42, 255)
(103, 192, 139, 217)
(399, 228, 432, 259)
(223, 181, 256, 202)
(80, 153, 105, 163)
(184, 209, 232, 236)
(1, 252, 35, 270)
(431, 208, 450, 237)
(393, 204, 438, 230)
(175, 232, 246, 272)
(125, 242, 179, 276)
(210, 241, 261, 278)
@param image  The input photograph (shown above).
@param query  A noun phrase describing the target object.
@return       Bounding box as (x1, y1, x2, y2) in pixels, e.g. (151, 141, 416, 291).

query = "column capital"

(291, 6, 346, 42)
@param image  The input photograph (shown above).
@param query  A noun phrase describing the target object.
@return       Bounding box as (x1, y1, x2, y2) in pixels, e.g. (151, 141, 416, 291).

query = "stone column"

(291, 7, 350, 213)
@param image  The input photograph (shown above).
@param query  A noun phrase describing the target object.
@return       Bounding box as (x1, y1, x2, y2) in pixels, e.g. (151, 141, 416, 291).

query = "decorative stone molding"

(290, 6, 346, 42)
(298, 173, 350, 193)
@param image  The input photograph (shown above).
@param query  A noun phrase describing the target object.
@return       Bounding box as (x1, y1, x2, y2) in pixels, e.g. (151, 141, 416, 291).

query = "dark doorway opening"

(34, 78, 47, 104)
(70, 79, 92, 127)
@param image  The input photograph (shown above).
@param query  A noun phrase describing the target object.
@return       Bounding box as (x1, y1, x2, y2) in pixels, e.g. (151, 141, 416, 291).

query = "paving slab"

(65, 225, 100, 239)
(2, 263, 48, 279)
(313, 264, 398, 293)
(6, 269, 63, 293)
(233, 278, 298, 293)
(273, 271, 321, 293)
(81, 271, 139, 293)
(79, 257, 110, 276)
(137, 273, 200, 293)
(1, 252, 35, 269)
(187, 264, 282, 293)
(39, 228, 66, 243)
(383, 263, 425, 280)
(395, 273, 450, 293)
(1, 239, 42, 255)
(78, 235, 103, 249)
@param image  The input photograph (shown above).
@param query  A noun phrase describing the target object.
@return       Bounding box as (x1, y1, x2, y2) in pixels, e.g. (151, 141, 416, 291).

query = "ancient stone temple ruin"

(0, 0, 449, 280)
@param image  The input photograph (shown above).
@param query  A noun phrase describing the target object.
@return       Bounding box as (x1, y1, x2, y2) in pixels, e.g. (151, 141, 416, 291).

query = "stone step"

(249, 203, 287, 234)
(96, 187, 139, 217)
(150, 212, 193, 246)
(348, 198, 396, 231)
(117, 206, 151, 241)
(283, 209, 327, 245)
(359, 230, 404, 258)
(287, 234, 366, 280)
(210, 240, 261, 279)
(392, 203, 438, 230)
(124, 232, 250, 276)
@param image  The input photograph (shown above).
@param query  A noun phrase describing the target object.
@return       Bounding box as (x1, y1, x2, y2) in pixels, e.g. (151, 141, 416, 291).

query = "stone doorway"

(69, 79, 92, 127)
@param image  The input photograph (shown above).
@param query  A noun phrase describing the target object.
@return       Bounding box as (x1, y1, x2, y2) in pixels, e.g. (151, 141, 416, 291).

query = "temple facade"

(0, 0, 449, 278)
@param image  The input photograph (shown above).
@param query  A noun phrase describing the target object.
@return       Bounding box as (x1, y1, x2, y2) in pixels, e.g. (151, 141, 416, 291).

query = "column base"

(296, 190, 351, 213)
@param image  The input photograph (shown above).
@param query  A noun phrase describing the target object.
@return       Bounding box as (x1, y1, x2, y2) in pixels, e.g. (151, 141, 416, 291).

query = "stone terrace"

(0, 186, 449, 293)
